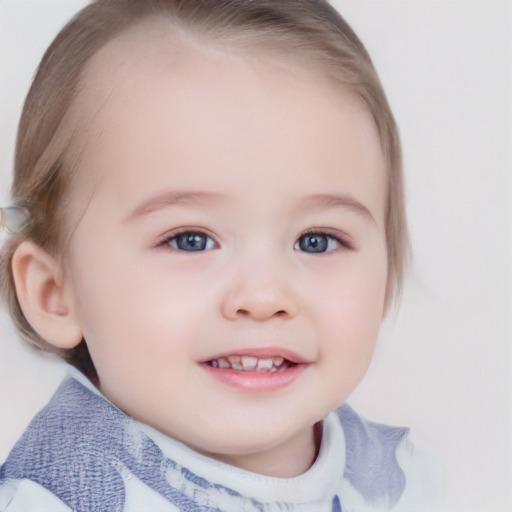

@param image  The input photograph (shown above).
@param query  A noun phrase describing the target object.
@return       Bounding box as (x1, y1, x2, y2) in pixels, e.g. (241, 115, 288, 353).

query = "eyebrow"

(123, 190, 228, 222)
(124, 190, 376, 224)
(300, 193, 376, 224)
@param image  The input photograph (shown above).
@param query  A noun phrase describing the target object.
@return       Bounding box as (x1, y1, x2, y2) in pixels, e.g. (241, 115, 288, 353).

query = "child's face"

(62, 30, 388, 475)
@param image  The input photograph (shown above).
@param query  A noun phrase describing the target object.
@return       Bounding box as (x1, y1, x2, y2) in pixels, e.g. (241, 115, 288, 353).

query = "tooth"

(228, 355, 241, 364)
(241, 356, 258, 370)
(232, 363, 243, 371)
(218, 358, 230, 369)
(257, 358, 273, 370)
(272, 357, 284, 367)
(211, 360, 219, 368)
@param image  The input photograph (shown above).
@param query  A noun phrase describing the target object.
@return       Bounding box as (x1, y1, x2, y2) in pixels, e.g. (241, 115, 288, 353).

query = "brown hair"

(0, 0, 408, 382)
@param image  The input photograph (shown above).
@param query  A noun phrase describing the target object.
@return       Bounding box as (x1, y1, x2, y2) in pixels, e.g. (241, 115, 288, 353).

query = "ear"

(12, 241, 83, 349)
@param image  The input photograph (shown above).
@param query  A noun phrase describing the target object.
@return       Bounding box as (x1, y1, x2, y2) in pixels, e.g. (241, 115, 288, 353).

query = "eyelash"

(155, 228, 353, 253)
(294, 230, 353, 254)
(155, 229, 218, 252)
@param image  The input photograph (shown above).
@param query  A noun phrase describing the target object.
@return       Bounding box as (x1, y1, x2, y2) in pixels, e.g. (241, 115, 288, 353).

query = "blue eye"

(295, 232, 343, 253)
(166, 232, 216, 251)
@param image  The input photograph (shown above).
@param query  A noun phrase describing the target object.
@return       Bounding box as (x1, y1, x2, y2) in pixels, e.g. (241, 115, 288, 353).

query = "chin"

(193, 416, 312, 459)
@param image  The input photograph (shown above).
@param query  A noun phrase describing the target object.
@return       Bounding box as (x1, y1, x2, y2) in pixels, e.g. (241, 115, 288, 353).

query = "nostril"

(235, 308, 289, 320)
(221, 287, 299, 321)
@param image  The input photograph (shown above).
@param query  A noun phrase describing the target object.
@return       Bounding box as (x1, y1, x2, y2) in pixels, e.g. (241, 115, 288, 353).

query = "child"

(0, 1, 442, 510)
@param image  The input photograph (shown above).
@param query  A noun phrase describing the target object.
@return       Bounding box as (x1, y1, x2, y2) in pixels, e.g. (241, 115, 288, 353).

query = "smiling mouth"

(207, 355, 295, 372)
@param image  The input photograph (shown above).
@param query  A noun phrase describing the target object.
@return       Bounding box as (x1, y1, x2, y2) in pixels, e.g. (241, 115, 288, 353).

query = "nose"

(220, 262, 299, 322)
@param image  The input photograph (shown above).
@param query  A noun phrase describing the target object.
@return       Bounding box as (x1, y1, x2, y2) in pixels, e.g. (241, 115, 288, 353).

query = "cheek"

(313, 250, 387, 399)
(319, 289, 381, 369)
(317, 248, 388, 332)
(68, 246, 210, 364)
(315, 305, 379, 411)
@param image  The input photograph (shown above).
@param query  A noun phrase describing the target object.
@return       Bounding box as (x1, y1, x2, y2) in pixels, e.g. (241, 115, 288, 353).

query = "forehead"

(73, 19, 378, 148)
(68, 22, 386, 222)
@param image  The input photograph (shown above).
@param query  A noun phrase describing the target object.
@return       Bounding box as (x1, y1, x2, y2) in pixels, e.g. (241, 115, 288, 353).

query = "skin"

(25, 27, 389, 478)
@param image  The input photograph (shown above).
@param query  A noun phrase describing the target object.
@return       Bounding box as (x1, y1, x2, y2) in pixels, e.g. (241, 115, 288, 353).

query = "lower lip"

(202, 364, 308, 392)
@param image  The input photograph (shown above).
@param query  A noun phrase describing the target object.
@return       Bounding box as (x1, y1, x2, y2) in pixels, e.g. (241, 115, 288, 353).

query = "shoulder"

(0, 479, 72, 512)
(0, 375, 206, 512)
(0, 376, 128, 511)
(1, 375, 127, 469)
(391, 430, 444, 511)
(335, 404, 444, 511)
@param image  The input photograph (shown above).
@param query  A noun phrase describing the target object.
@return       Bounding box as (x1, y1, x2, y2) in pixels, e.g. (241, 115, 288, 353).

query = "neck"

(205, 422, 322, 478)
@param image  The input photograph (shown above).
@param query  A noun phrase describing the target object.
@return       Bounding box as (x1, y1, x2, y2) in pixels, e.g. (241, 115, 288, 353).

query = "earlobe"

(12, 241, 83, 349)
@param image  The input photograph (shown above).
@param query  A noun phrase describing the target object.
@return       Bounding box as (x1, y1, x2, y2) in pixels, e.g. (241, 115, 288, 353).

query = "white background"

(0, 1, 511, 511)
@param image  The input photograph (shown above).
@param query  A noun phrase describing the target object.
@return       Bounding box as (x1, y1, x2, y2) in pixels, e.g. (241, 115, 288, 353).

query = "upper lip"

(202, 346, 311, 365)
